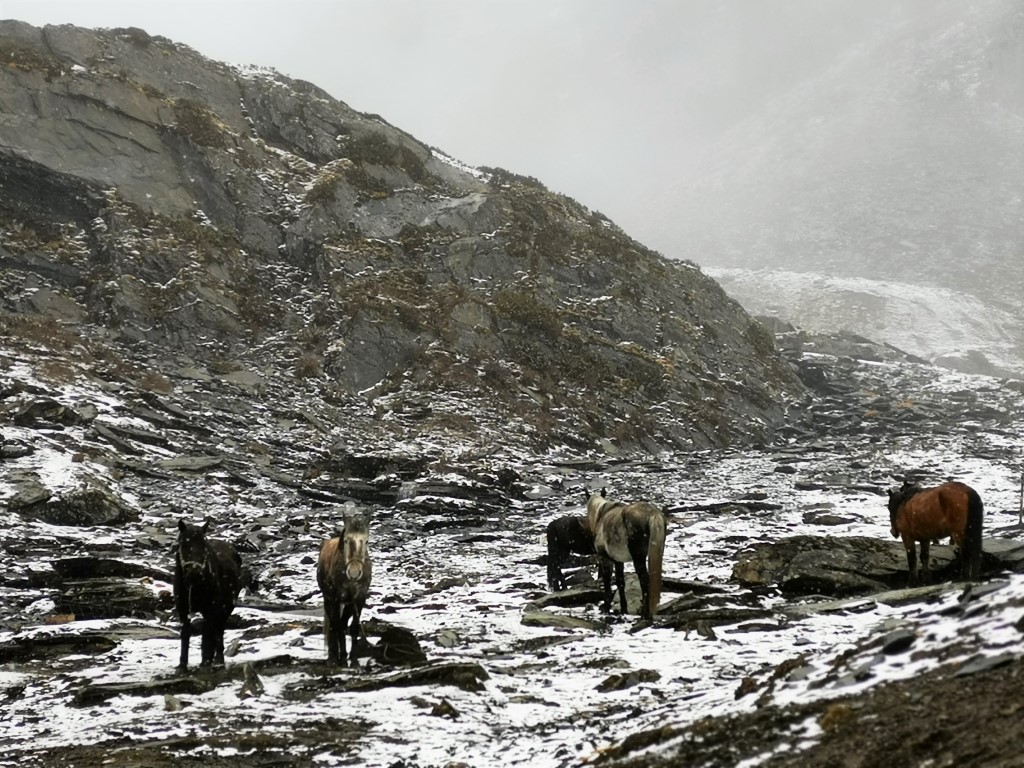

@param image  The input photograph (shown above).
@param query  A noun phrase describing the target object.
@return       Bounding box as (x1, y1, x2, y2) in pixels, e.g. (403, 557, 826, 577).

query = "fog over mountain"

(663, 0, 1024, 374)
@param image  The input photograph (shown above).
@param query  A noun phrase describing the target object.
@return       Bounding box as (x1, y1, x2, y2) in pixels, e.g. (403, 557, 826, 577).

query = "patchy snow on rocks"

(2, 338, 1024, 767)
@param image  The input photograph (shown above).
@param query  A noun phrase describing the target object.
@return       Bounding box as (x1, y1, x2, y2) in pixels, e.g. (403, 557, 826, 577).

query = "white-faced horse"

(317, 513, 373, 665)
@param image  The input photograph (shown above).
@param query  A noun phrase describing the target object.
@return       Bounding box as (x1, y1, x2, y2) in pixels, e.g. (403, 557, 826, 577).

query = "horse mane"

(893, 481, 923, 505)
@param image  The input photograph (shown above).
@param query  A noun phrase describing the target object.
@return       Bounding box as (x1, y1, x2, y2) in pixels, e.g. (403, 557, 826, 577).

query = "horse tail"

(964, 486, 984, 579)
(647, 511, 666, 617)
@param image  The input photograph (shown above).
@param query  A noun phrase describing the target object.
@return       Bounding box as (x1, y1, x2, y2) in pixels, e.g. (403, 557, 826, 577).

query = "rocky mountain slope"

(659, 0, 1024, 376)
(0, 20, 802, 455)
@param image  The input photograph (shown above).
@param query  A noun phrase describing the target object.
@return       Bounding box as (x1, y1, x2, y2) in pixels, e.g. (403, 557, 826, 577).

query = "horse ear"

(601, 487, 607, 497)
(201, 518, 211, 533)
(178, 519, 187, 533)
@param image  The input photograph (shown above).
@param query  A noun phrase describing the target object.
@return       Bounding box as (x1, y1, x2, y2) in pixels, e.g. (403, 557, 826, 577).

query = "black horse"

(317, 513, 373, 666)
(174, 518, 244, 671)
(546, 515, 596, 591)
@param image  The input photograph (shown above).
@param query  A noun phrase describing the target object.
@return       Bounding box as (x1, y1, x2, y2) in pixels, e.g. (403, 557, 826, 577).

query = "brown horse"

(887, 480, 983, 585)
(586, 489, 666, 620)
(317, 513, 373, 666)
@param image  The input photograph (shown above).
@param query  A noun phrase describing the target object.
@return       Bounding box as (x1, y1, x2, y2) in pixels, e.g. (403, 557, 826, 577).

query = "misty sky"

(3, 1, 910, 258)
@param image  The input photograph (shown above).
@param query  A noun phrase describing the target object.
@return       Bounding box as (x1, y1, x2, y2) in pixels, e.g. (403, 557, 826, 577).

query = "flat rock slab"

(74, 675, 219, 707)
(157, 455, 224, 471)
(56, 577, 173, 620)
(780, 583, 954, 619)
(0, 632, 119, 663)
(527, 587, 605, 610)
(735, 534, 1019, 598)
(655, 606, 774, 632)
(521, 609, 609, 632)
(596, 669, 661, 692)
(734, 535, 937, 596)
(285, 662, 491, 699)
(52, 557, 173, 582)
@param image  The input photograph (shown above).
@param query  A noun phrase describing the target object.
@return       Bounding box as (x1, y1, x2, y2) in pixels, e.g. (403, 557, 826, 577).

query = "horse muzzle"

(890, 527, 898, 538)
(180, 558, 207, 579)
(346, 560, 366, 580)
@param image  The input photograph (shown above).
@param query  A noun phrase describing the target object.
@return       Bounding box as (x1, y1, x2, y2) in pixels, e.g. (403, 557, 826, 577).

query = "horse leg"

(950, 532, 967, 579)
(213, 618, 226, 666)
(347, 601, 364, 665)
(614, 562, 627, 615)
(550, 558, 566, 591)
(633, 559, 651, 620)
(599, 557, 613, 612)
(324, 597, 341, 665)
(904, 540, 918, 586)
(340, 603, 355, 666)
(200, 620, 214, 667)
(178, 617, 192, 671)
(547, 538, 564, 591)
(547, 561, 560, 591)
(919, 539, 931, 584)
(629, 539, 652, 620)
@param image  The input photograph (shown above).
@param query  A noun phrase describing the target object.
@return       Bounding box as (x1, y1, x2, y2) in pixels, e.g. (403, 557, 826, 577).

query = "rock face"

(0, 20, 802, 453)
(733, 535, 908, 595)
(733, 535, 1024, 596)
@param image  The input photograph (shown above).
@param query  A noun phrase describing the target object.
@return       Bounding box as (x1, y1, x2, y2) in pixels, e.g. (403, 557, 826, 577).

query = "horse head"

(887, 482, 921, 536)
(341, 513, 370, 581)
(177, 518, 212, 581)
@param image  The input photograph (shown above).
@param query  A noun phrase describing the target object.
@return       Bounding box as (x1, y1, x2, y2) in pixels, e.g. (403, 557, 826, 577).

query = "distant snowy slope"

(656, 0, 1024, 376)
(708, 267, 1024, 378)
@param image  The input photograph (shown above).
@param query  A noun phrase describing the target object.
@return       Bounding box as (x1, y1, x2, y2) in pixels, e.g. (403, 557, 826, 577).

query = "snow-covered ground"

(1, 348, 1023, 767)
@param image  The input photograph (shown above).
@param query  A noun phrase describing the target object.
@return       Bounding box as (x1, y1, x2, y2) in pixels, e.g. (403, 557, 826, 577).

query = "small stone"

(239, 662, 264, 699)
(435, 629, 460, 648)
(881, 628, 916, 654)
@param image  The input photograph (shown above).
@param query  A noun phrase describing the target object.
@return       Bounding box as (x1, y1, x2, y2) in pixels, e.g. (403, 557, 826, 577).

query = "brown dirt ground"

(8, 656, 1024, 767)
(603, 655, 1024, 768)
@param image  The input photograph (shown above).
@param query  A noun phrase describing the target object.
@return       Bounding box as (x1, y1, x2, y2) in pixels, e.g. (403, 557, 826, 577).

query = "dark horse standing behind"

(586, 489, 666, 620)
(545, 515, 596, 591)
(317, 513, 372, 666)
(887, 480, 984, 585)
(174, 518, 244, 671)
